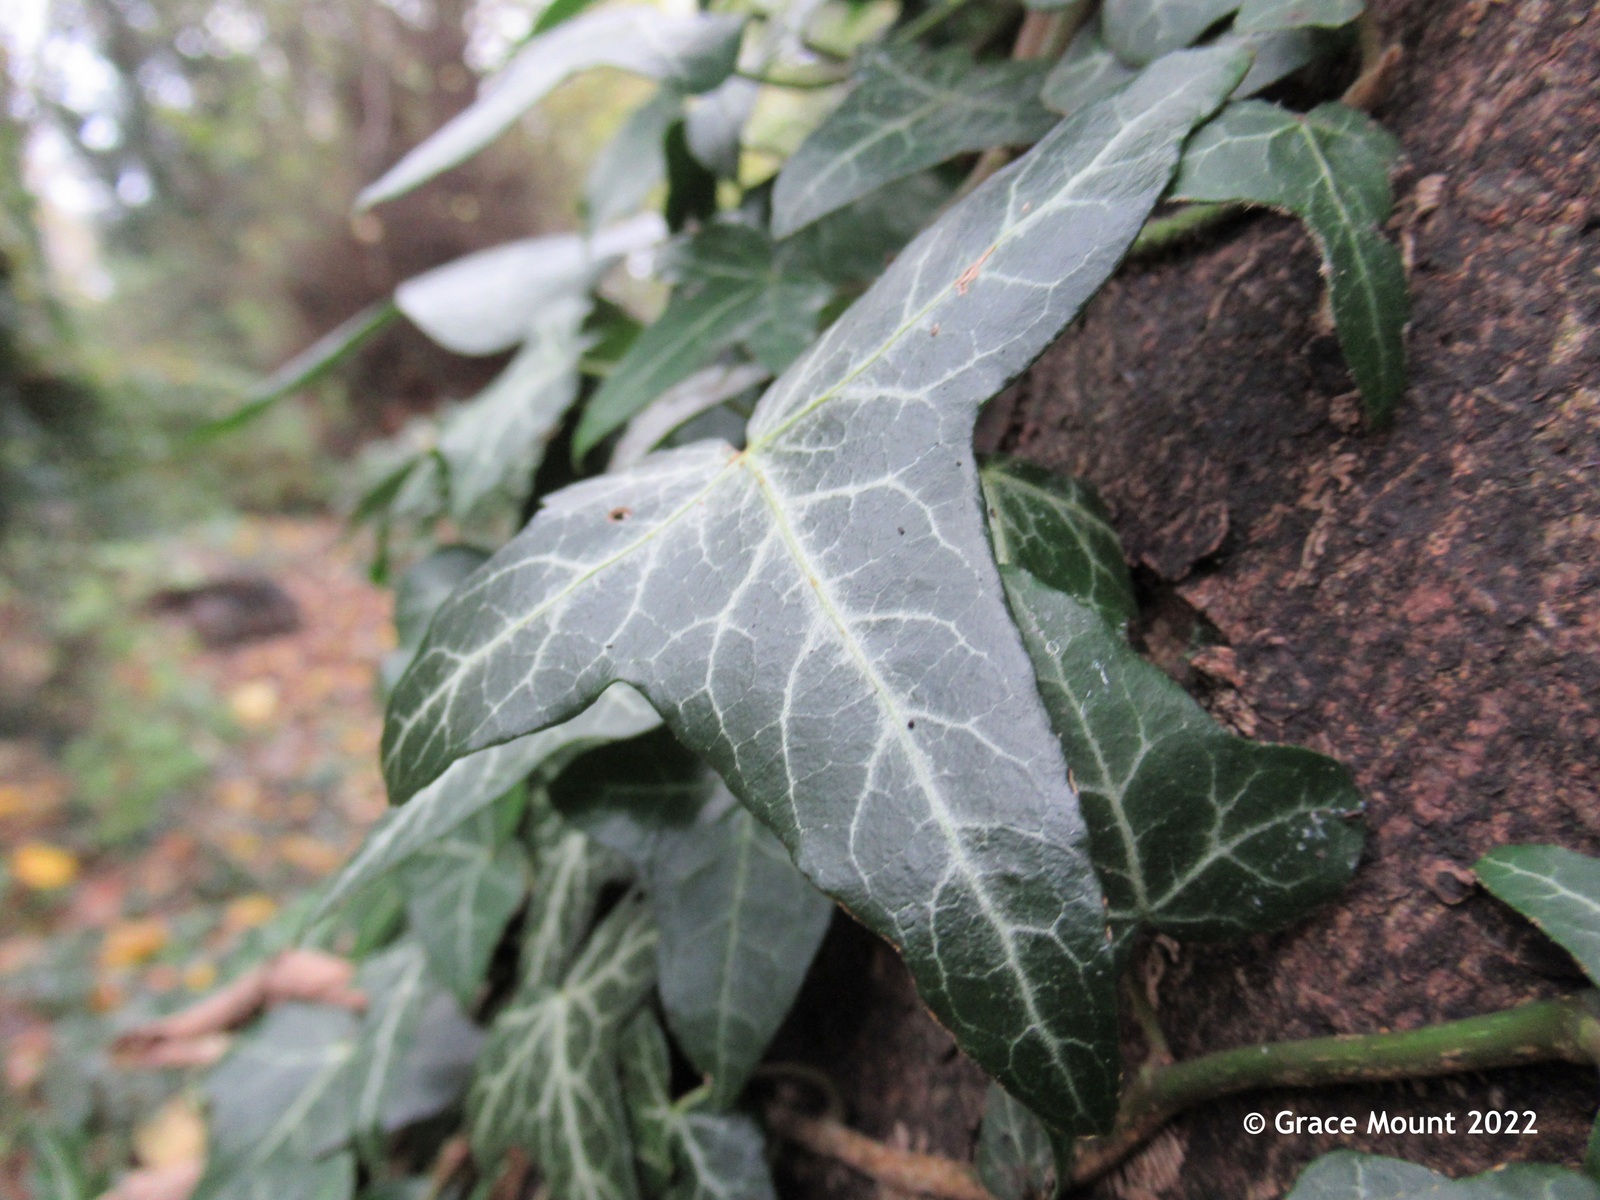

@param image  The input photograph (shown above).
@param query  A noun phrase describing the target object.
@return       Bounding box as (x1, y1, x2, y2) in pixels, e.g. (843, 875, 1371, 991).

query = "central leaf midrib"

(742, 454, 1082, 1106)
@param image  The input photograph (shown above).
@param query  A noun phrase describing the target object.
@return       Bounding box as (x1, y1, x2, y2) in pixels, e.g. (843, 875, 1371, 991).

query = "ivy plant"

(167, 0, 1505, 1195)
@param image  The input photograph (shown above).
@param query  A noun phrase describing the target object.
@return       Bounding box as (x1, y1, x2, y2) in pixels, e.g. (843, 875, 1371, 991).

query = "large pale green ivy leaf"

(383, 48, 1250, 1134)
(980, 458, 1136, 631)
(1475, 845, 1600, 986)
(320, 683, 660, 918)
(587, 89, 683, 229)
(401, 808, 530, 1005)
(395, 216, 664, 357)
(385, 544, 491, 690)
(669, 1113, 779, 1200)
(469, 895, 658, 1198)
(359, 9, 744, 207)
(25, 1126, 88, 1200)
(1286, 1151, 1600, 1200)
(573, 222, 832, 460)
(433, 295, 592, 522)
(771, 47, 1057, 238)
(648, 785, 834, 1108)
(1172, 100, 1405, 422)
(619, 1010, 678, 1194)
(976, 1083, 1056, 1200)
(1002, 570, 1362, 938)
(1101, 0, 1357, 64)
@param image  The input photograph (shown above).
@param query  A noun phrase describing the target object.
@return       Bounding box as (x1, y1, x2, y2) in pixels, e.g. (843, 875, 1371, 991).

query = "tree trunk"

(774, 2, 1600, 1196)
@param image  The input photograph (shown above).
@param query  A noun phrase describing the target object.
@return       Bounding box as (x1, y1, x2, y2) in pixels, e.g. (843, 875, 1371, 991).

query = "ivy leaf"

(469, 894, 659, 1198)
(1002, 568, 1363, 939)
(586, 90, 683, 229)
(519, 809, 631, 992)
(433, 295, 592, 521)
(319, 683, 660, 919)
(205, 1004, 358, 1165)
(669, 1113, 779, 1200)
(1172, 101, 1406, 423)
(1285, 1151, 1600, 1200)
(1234, 0, 1363, 35)
(609, 363, 772, 472)
(349, 942, 434, 1155)
(359, 9, 745, 207)
(1100, 0, 1242, 65)
(771, 47, 1058, 238)
(1475, 845, 1600, 987)
(1041, 27, 1138, 117)
(686, 77, 761, 178)
(618, 1010, 678, 1194)
(573, 223, 832, 460)
(648, 785, 834, 1108)
(401, 809, 530, 1006)
(385, 544, 491, 689)
(25, 1126, 89, 1200)
(976, 1083, 1056, 1200)
(980, 458, 1136, 632)
(1222, 25, 1319, 98)
(383, 48, 1251, 1134)
(395, 216, 665, 357)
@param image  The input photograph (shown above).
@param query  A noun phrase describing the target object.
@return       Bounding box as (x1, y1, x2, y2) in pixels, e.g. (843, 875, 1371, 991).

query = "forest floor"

(0, 516, 392, 1184)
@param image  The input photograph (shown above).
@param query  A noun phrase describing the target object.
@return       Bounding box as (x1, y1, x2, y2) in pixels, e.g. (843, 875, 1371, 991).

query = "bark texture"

(775, 2, 1600, 1196)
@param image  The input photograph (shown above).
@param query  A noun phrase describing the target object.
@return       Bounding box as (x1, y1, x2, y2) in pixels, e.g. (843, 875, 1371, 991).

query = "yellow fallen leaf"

(228, 679, 279, 727)
(134, 1094, 206, 1167)
(101, 918, 170, 969)
(10, 841, 79, 890)
(182, 961, 217, 992)
(277, 834, 343, 876)
(222, 893, 278, 933)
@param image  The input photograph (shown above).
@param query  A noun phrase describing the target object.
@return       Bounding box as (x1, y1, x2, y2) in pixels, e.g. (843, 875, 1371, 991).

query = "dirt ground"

(773, 2, 1600, 1197)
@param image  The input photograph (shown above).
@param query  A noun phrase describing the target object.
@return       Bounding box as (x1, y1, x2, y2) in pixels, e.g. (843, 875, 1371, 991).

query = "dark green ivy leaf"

(619, 1010, 678, 1194)
(980, 458, 1136, 632)
(1475, 845, 1600, 987)
(359, 9, 744, 208)
(1002, 569, 1363, 939)
(383, 49, 1251, 1135)
(668, 1113, 779, 1200)
(1286, 1151, 1600, 1200)
(1101, 0, 1358, 65)
(586, 90, 683, 229)
(1041, 27, 1137, 117)
(469, 894, 659, 1199)
(976, 1083, 1057, 1200)
(26, 1126, 90, 1200)
(771, 47, 1058, 238)
(1172, 100, 1406, 423)
(194, 1153, 356, 1200)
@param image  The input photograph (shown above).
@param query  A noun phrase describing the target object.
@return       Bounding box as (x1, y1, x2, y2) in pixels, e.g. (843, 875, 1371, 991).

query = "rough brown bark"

(774, 2, 1600, 1197)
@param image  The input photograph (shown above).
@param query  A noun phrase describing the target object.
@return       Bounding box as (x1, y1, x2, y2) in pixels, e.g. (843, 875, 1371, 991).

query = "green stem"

(736, 65, 851, 88)
(892, 0, 981, 45)
(1129, 201, 1242, 256)
(1071, 992, 1600, 1186)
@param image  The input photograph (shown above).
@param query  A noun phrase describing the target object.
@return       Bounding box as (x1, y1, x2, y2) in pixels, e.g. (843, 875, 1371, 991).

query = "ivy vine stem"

(764, 994, 1600, 1199)
(1069, 991, 1600, 1186)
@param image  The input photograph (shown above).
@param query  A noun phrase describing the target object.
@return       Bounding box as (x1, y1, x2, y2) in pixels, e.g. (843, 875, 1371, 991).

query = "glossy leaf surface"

(981, 458, 1136, 631)
(1235, 0, 1363, 34)
(1041, 27, 1137, 117)
(1004, 569, 1363, 938)
(669, 1113, 779, 1200)
(469, 895, 658, 1199)
(1286, 1151, 1600, 1200)
(1476, 845, 1600, 986)
(1101, 0, 1357, 64)
(587, 90, 682, 229)
(1173, 101, 1405, 422)
(619, 1010, 678, 1194)
(383, 49, 1249, 1132)
(359, 9, 744, 207)
(772, 47, 1057, 237)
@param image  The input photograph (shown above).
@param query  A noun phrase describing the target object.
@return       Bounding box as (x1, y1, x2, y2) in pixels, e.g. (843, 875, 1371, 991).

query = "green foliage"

(1476, 845, 1600, 988)
(211, 0, 1430, 1188)
(1286, 1151, 1600, 1200)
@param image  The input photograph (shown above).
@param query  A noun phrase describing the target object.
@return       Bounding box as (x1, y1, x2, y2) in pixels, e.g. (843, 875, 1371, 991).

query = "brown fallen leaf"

(97, 1160, 203, 1200)
(113, 949, 365, 1068)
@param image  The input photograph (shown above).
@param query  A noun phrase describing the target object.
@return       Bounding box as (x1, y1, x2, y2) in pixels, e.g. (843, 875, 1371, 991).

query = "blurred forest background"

(0, 0, 615, 1183)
